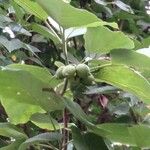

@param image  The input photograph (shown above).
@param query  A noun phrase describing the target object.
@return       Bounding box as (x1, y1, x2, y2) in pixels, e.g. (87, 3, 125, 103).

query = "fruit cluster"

(55, 64, 94, 86)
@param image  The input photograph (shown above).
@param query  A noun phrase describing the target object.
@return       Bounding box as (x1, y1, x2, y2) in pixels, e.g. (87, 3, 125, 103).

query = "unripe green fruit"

(82, 74, 95, 86)
(87, 74, 95, 83)
(62, 65, 76, 78)
(55, 66, 65, 79)
(76, 64, 90, 78)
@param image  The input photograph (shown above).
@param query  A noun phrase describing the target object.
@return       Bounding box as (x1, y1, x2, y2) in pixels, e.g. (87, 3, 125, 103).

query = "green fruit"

(87, 74, 95, 82)
(82, 74, 95, 86)
(55, 66, 65, 79)
(76, 64, 90, 78)
(62, 65, 76, 78)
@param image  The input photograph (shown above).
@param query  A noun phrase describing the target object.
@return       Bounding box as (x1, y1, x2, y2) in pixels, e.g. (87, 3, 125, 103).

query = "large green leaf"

(0, 140, 24, 150)
(128, 125, 150, 148)
(0, 123, 26, 149)
(111, 49, 150, 80)
(19, 132, 62, 150)
(96, 123, 135, 146)
(84, 26, 134, 53)
(136, 36, 150, 49)
(14, 0, 48, 20)
(0, 65, 63, 124)
(0, 123, 27, 139)
(111, 49, 150, 71)
(94, 65, 150, 104)
(36, 0, 101, 29)
(71, 126, 88, 150)
(30, 113, 60, 130)
(71, 126, 108, 150)
(83, 133, 108, 150)
(7, 64, 59, 87)
(94, 123, 150, 148)
(15, 0, 117, 30)
(1, 100, 43, 125)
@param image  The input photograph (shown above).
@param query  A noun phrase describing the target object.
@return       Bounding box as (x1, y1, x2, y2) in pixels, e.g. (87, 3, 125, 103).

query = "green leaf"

(95, 0, 133, 14)
(14, 0, 118, 30)
(64, 99, 108, 137)
(19, 132, 62, 150)
(96, 123, 135, 145)
(0, 123, 27, 139)
(85, 86, 119, 95)
(0, 65, 64, 124)
(30, 113, 60, 130)
(0, 140, 24, 150)
(113, 0, 133, 14)
(36, 0, 101, 28)
(128, 125, 150, 148)
(10, 24, 32, 37)
(1, 102, 44, 125)
(110, 49, 150, 80)
(14, 0, 48, 20)
(84, 26, 134, 53)
(95, 123, 150, 148)
(0, 36, 40, 53)
(0, 36, 23, 52)
(8, 64, 59, 88)
(136, 37, 150, 49)
(94, 65, 150, 104)
(111, 49, 150, 71)
(71, 126, 88, 150)
(71, 126, 109, 150)
(0, 14, 12, 23)
(64, 99, 92, 126)
(83, 132, 108, 150)
(11, 1, 25, 23)
(31, 23, 61, 44)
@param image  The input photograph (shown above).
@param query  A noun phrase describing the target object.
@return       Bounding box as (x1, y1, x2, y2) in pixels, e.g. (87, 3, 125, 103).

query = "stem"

(119, 20, 124, 31)
(61, 78, 68, 96)
(61, 29, 69, 150)
(45, 20, 62, 44)
(60, 29, 69, 95)
(45, 20, 69, 149)
(62, 29, 69, 65)
(62, 108, 69, 150)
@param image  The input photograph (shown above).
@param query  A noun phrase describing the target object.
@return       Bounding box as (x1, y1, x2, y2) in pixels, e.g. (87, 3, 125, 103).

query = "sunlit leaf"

(84, 26, 134, 53)
(94, 65, 150, 104)
(14, 0, 48, 20)
(0, 65, 64, 124)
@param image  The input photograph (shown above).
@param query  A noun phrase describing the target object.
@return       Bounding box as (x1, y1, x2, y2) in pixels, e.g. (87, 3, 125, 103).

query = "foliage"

(0, 0, 149, 149)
